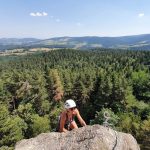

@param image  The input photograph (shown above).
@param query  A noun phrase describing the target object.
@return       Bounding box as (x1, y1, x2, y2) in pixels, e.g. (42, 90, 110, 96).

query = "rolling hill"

(1, 34, 150, 51)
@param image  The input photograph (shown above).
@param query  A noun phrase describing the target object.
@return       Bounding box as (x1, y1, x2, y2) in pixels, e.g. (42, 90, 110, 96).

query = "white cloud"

(56, 19, 61, 22)
(30, 12, 48, 17)
(30, 13, 36, 17)
(50, 16, 54, 18)
(36, 12, 43, 16)
(43, 12, 48, 16)
(138, 13, 144, 18)
(76, 22, 82, 26)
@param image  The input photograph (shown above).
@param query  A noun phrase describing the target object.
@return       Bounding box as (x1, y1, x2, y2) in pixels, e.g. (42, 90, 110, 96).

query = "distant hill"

(1, 34, 150, 50)
(0, 38, 40, 50)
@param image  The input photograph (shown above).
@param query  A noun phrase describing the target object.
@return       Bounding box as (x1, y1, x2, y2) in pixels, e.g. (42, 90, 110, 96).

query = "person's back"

(57, 99, 86, 132)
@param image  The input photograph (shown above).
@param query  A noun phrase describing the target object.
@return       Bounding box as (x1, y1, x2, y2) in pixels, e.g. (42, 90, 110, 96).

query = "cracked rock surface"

(15, 125, 140, 150)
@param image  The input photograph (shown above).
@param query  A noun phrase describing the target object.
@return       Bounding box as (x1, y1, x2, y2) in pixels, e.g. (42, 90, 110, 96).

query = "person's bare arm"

(76, 109, 86, 126)
(59, 112, 68, 133)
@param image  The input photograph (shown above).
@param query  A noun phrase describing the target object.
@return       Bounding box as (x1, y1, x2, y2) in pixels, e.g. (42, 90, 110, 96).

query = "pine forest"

(0, 49, 150, 150)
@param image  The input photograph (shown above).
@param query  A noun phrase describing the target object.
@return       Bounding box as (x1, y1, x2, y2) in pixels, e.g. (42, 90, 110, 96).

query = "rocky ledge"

(15, 125, 140, 150)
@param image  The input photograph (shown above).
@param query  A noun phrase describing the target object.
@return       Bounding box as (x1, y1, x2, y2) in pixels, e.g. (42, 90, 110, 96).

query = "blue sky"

(0, 0, 150, 38)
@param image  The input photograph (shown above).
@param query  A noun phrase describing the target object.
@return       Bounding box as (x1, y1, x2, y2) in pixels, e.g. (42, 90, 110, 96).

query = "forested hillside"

(1, 34, 150, 51)
(0, 49, 150, 150)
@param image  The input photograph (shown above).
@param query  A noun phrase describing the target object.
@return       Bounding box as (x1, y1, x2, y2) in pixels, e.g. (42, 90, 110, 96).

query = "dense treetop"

(0, 49, 149, 150)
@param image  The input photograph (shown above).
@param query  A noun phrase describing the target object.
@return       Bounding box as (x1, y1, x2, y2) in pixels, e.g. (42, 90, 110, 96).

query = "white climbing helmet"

(64, 99, 76, 109)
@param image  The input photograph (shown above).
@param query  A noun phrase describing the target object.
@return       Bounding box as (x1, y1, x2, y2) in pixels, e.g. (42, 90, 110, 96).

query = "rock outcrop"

(15, 125, 140, 150)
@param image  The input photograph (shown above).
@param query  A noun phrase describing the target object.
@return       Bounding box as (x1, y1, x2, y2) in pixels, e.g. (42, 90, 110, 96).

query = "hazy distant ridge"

(1, 34, 150, 50)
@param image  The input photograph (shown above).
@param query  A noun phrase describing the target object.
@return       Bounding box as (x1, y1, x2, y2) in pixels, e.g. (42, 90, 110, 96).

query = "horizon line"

(1, 33, 150, 39)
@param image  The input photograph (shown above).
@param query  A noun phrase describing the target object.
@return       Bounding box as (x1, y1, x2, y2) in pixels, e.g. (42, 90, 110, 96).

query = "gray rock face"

(15, 125, 140, 150)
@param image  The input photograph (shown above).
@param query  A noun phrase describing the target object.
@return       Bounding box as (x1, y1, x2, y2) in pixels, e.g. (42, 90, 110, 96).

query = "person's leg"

(70, 121, 78, 129)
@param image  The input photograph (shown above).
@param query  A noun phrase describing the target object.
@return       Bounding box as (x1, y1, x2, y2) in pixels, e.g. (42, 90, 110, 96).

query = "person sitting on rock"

(56, 99, 86, 132)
